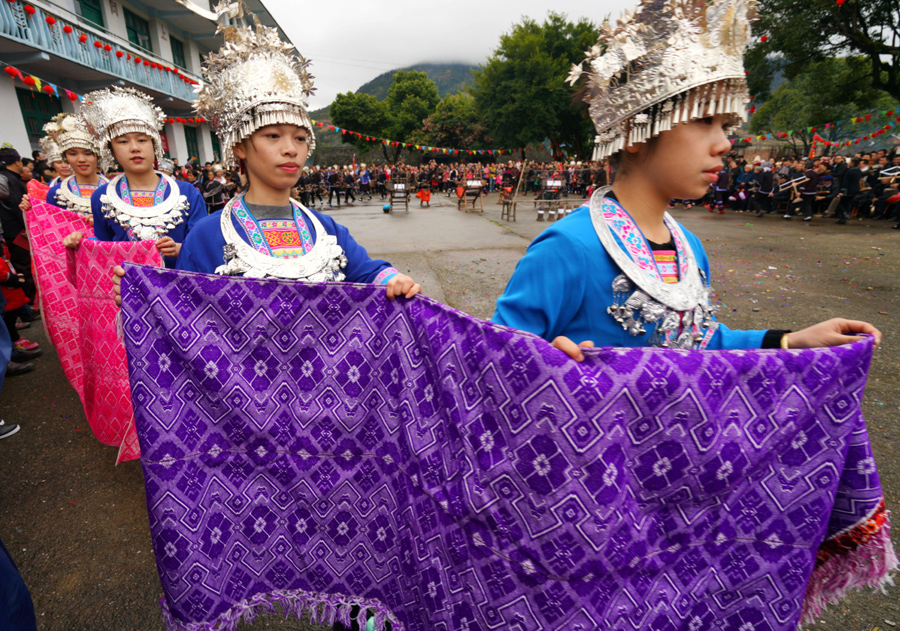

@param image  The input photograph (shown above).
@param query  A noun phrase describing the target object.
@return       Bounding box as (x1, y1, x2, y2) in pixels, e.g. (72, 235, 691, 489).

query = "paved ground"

(1, 190, 898, 630)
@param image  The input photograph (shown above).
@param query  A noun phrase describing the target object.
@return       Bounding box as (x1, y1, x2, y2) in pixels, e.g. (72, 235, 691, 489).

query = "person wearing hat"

(61, 87, 207, 267)
(493, 0, 878, 355)
(44, 113, 108, 218)
(111, 1, 418, 299)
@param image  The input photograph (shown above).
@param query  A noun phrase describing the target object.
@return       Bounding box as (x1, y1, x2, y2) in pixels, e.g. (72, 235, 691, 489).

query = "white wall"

(150, 19, 173, 63)
(0, 80, 34, 156)
(198, 125, 214, 164)
(103, 0, 128, 42)
(164, 121, 188, 163)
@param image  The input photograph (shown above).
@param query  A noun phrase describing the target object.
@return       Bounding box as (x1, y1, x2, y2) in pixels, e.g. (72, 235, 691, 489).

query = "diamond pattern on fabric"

(120, 267, 894, 631)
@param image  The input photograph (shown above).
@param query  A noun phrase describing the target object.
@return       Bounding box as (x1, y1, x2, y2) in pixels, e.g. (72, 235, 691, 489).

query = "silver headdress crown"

(195, 0, 317, 168)
(38, 134, 63, 165)
(568, 0, 757, 161)
(80, 87, 167, 168)
(42, 113, 103, 166)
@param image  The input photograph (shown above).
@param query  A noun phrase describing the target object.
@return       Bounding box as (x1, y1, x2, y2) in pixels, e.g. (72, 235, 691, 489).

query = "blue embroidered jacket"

(89, 178, 207, 268)
(176, 206, 398, 284)
(492, 205, 766, 350)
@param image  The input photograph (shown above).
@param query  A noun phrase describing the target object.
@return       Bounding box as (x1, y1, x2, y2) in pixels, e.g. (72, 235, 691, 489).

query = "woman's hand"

(111, 265, 125, 307)
(63, 231, 84, 250)
(551, 336, 595, 362)
(156, 236, 181, 258)
(785, 318, 881, 349)
(385, 273, 420, 301)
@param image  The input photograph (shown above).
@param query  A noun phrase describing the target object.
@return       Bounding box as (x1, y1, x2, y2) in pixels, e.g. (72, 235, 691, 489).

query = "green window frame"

(78, 0, 105, 28)
(124, 8, 152, 52)
(17, 87, 63, 144)
(170, 36, 186, 70)
(184, 126, 199, 162)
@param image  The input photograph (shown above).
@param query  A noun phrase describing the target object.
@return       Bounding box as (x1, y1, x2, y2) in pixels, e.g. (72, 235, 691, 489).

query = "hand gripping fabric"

(23, 198, 93, 397)
(71, 240, 162, 463)
(120, 266, 896, 631)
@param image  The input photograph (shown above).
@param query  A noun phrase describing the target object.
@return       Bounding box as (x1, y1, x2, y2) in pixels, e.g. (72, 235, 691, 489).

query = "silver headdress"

(80, 87, 167, 168)
(195, 0, 316, 168)
(38, 134, 63, 165)
(568, 0, 757, 161)
(42, 113, 103, 167)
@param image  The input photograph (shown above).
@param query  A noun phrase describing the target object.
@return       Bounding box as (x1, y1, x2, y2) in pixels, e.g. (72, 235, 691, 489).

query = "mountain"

(357, 63, 477, 100)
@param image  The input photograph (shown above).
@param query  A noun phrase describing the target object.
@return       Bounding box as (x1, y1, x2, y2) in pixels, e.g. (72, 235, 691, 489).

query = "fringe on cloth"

(159, 588, 401, 631)
(800, 501, 898, 626)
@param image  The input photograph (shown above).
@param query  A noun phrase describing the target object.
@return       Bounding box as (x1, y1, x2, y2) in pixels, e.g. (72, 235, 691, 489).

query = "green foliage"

(329, 92, 389, 153)
(749, 57, 896, 154)
(413, 94, 492, 149)
(749, 0, 899, 100)
(330, 71, 439, 162)
(470, 12, 597, 159)
(357, 63, 477, 101)
(384, 71, 441, 142)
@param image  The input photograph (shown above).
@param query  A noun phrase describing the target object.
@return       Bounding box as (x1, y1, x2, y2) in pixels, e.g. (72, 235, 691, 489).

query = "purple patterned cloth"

(121, 265, 896, 631)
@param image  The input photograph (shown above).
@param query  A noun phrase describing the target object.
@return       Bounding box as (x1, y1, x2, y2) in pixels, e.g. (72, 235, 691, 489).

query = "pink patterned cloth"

(70, 239, 162, 463)
(24, 199, 94, 398)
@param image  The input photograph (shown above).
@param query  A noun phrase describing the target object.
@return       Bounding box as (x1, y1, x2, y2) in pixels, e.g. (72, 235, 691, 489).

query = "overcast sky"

(262, 0, 630, 110)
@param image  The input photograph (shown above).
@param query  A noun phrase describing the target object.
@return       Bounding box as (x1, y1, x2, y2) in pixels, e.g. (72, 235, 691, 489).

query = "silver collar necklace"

(100, 172, 188, 241)
(216, 194, 348, 280)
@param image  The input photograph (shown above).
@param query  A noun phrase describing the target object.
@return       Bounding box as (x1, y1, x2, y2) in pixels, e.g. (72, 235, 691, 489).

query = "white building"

(0, 0, 287, 165)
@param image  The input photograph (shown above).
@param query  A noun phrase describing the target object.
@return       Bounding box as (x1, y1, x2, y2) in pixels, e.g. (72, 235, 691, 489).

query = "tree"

(748, 0, 899, 101)
(329, 92, 389, 154)
(413, 93, 493, 150)
(749, 57, 895, 156)
(470, 12, 597, 160)
(330, 71, 440, 163)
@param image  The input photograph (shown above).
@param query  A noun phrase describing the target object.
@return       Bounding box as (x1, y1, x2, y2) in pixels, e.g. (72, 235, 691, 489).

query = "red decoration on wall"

(4, 66, 17, 77)
(116, 50, 124, 58)
(43, 84, 54, 94)
(63, 25, 72, 33)
(93, 40, 102, 48)
(79, 33, 87, 43)
(23, 75, 35, 86)
(143, 60, 150, 66)
(104, 44, 112, 52)
(45, 15, 56, 25)
(23, 5, 35, 15)
(134, 56, 141, 63)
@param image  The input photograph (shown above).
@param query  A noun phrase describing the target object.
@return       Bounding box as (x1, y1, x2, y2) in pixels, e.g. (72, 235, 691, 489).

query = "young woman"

(493, 2, 879, 358)
(62, 87, 206, 267)
(44, 113, 108, 219)
(107, 8, 418, 302)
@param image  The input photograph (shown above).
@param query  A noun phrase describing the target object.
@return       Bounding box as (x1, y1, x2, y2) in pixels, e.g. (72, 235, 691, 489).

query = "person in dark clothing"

(0, 146, 35, 305)
(343, 170, 356, 205)
(836, 158, 863, 225)
(753, 165, 774, 216)
(327, 169, 342, 207)
(794, 160, 819, 222)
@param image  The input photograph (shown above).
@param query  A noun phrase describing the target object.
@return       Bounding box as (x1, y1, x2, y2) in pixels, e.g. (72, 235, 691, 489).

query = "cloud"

(262, 0, 625, 110)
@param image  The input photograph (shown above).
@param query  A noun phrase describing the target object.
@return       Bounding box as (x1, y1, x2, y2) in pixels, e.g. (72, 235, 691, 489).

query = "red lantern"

(167, 118, 174, 124)
(836, 0, 845, 5)
(749, 106, 756, 114)
(760, 35, 768, 43)
(23, 5, 35, 15)
(93, 40, 102, 48)
(23, 76, 35, 86)
(4, 66, 16, 77)
(63, 25, 72, 33)
(126, 54, 131, 60)
(188, 118, 195, 123)
(115, 50, 123, 58)
(65, 89, 77, 101)
(5, 0, 15, 3)
(43, 84, 53, 94)
(134, 56, 141, 63)
(45, 15, 56, 25)
(79, 33, 87, 43)
(104, 44, 112, 52)
(143, 60, 150, 66)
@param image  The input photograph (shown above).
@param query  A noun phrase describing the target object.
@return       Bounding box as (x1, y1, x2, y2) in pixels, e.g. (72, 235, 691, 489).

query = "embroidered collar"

(231, 197, 315, 257)
(100, 172, 188, 241)
(589, 186, 718, 348)
(217, 194, 347, 280)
